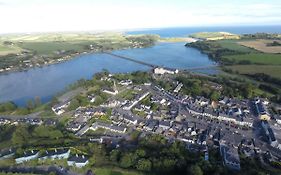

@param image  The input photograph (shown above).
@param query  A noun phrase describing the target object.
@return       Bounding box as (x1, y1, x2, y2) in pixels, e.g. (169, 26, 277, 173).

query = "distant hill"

(190, 32, 240, 40)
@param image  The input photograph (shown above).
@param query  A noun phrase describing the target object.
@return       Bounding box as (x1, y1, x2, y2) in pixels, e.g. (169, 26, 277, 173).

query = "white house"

(39, 148, 70, 161)
(15, 150, 40, 164)
(52, 100, 71, 115)
(119, 79, 133, 86)
(0, 148, 15, 160)
(67, 154, 89, 168)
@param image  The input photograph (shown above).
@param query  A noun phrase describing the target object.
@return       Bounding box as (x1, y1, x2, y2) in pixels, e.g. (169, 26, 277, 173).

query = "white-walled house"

(15, 150, 40, 164)
(39, 148, 70, 160)
(67, 154, 89, 168)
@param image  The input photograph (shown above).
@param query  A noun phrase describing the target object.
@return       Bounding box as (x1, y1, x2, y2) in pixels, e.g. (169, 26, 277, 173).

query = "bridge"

(103, 51, 218, 72)
(103, 52, 157, 68)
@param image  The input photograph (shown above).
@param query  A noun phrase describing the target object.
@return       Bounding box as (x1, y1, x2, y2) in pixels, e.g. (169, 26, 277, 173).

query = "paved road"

(0, 112, 42, 119)
(0, 165, 82, 175)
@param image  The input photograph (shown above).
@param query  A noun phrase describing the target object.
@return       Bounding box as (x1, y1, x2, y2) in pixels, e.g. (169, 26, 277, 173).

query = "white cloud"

(0, 1, 280, 33)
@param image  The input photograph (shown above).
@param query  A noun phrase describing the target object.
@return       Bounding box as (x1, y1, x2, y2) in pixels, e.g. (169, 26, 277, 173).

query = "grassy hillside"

(190, 32, 240, 40)
(186, 34, 281, 101)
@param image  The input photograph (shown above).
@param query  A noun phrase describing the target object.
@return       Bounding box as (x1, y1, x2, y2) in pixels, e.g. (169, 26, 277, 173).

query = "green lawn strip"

(216, 40, 257, 53)
(226, 65, 281, 79)
(223, 53, 281, 65)
(93, 167, 144, 175)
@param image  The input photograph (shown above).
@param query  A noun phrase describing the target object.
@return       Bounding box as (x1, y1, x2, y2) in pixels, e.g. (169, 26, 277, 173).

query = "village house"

(122, 114, 141, 125)
(15, 150, 40, 164)
(90, 122, 127, 133)
(100, 100, 120, 108)
(261, 121, 279, 148)
(220, 143, 241, 171)
(158, 120, 171, 130)
(0, 148, 15, 160)
(39, 148, 70, 161)
(123, 92, 150, 110)
(52, 100, 71, 115)
(118, 79, 133, 86)
(67, 154, 89, 168)
(253, 98, 270, 121)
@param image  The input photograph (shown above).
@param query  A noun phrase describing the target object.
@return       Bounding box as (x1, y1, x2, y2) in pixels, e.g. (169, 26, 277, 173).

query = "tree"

(33, 126, 63, 139)
(26, 99, 35, 110)
(12, 126, 30, 145)
(136, 159, 152, 171)
(0, 102, 17, 112)
(34, 96, 41, 107)
(68, 99, 80, 110)
(188, 165, 203, 175)
(135, 149, 146, 158)
(120, 153, 136, 168)
(16, 108, 30, 115)
(93, 95, 103, 106)
(110, 149, 121, 163)
(210, 91, 220, 101)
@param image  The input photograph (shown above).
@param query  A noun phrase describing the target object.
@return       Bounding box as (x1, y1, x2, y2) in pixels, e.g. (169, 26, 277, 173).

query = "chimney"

(31, 150, 34, 153)
(55, 149, 57, 152)
(82, 155, 85, 159)
(76, 154, 78, 157)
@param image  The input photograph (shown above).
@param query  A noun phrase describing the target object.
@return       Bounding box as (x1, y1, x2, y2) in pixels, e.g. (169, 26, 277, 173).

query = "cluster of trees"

(245, 73, 281, 87)
(0, 98, 43, 115)
(242, 33, 281, 40)
(175, 75, 260, 100)
(10, 125, 65, 147)
(125, 34, 160, 47)
(175, 76, 220, 100)
(0, 101, 17, 113)
(186, 41, 247, 65)
(86, 134, 225, 175)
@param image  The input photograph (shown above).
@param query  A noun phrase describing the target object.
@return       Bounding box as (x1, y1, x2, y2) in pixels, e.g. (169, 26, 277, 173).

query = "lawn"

(93, 167, 144, 175)
(223, 53, 281, 65)
(226, 65, 281, 79)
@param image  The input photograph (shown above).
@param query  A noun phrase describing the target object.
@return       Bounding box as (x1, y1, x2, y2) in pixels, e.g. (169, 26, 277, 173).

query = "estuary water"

(0, 42, 214, 106)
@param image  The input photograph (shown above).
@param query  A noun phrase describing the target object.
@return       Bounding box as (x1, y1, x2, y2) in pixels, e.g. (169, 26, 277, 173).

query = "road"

(0, 112, 42, 119)
(0, 165, 82, 175)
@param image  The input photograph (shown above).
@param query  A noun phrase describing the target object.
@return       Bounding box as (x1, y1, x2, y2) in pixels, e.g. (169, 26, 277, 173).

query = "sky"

(0, 0, 280, 33)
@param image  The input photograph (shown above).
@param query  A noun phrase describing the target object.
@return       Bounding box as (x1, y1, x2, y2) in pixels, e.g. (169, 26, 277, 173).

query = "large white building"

(154, 67, 179, 75)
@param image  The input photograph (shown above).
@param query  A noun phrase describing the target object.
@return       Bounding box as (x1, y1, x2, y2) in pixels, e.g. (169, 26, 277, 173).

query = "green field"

(216, 40, 257, 53)
(226, 65, 281, 79)
(224, 53, 281, 65)
(0, 43, 22, 56)
(20, 42, 88, 55)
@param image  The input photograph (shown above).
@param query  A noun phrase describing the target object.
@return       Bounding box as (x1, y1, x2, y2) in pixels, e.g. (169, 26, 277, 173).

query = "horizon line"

(0, 24, 280, 35)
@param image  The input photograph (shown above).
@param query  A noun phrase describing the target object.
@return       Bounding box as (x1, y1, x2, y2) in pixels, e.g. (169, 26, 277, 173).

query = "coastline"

(0, 45, 152, 75)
